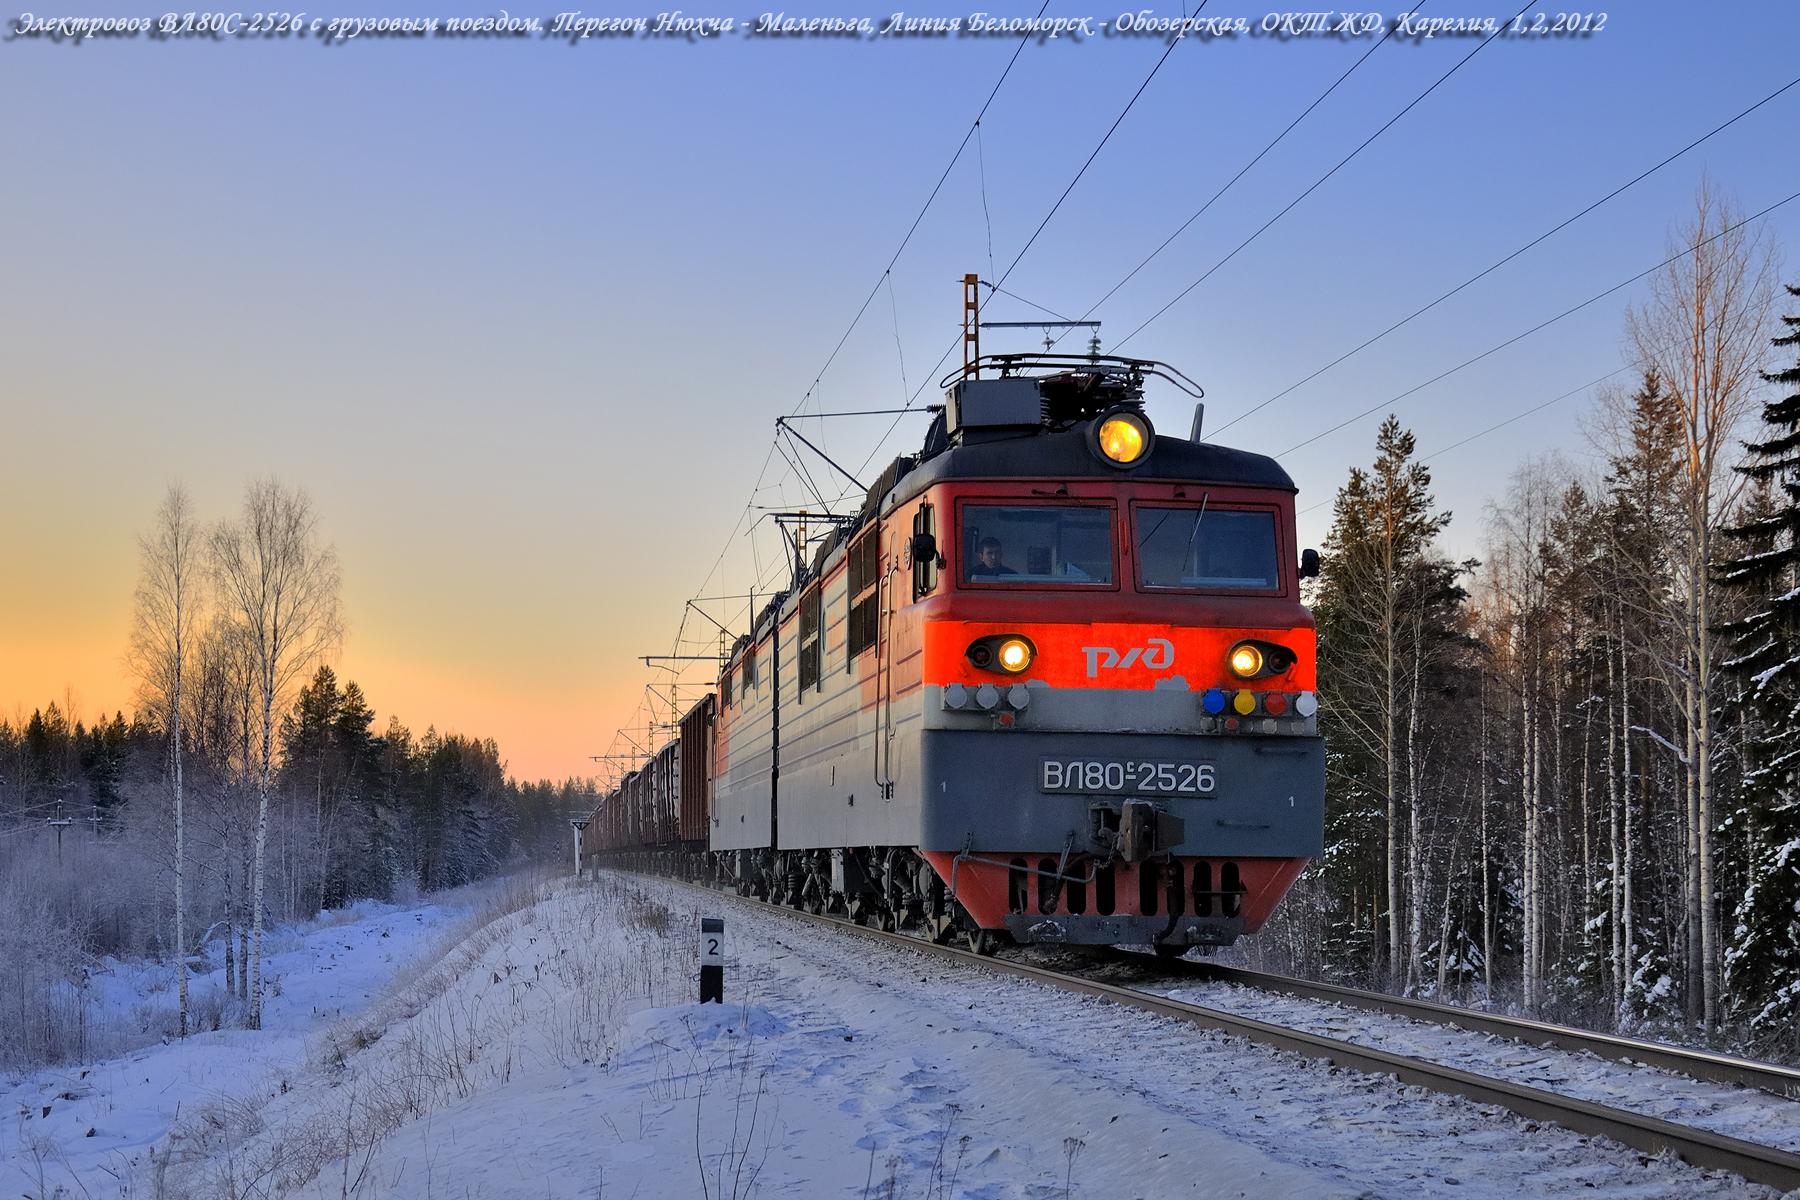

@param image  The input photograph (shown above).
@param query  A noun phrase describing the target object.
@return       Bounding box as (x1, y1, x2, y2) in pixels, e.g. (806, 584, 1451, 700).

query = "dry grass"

(153, 868, 702, 1198)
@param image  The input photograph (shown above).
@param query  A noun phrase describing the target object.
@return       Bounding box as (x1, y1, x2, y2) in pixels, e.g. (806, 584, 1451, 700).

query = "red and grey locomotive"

(586, 347, 1324, 956)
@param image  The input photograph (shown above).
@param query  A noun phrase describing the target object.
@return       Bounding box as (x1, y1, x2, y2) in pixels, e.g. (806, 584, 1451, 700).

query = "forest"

(0, 481, 590, 1071)
(1259, 186, 1800, 1058)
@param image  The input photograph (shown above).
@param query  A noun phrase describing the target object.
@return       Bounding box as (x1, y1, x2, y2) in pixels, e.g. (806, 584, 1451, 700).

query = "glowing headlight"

(997, 637, 1033, 673)
(1090, 408, 1152, 467)
(1228, 643, 1264, 678)
(967, 634, 1037, 676)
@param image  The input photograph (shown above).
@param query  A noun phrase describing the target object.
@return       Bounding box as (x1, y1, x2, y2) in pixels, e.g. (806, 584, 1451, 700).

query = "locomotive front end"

(903, 364, 1325, 952)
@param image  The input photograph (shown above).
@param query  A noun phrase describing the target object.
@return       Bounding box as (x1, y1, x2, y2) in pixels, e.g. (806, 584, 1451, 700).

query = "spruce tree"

(1313, 416, 1465, 990)
(1717, 283, 1800, 1050)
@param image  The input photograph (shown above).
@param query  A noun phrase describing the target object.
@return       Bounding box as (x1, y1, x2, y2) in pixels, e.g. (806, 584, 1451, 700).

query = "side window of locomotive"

(847, 530, 879, 663)
(911, 503, 938, 599)
(722, 666, 733, 710)
(961, 504, 1115, 585)
(799, 586, 822, 695)
(1134, 506, 1280, 591)
(743, 644, 758, 694)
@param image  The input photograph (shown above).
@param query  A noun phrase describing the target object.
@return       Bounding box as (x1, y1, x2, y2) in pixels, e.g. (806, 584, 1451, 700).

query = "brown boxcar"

(679, 696, 715, 842)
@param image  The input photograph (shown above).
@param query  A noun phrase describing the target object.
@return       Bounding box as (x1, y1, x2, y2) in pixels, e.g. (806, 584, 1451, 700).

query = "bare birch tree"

(210, 480, 342, 1029)
(1626, 179, 1777, 1028)
(128, 485, 204, 1038)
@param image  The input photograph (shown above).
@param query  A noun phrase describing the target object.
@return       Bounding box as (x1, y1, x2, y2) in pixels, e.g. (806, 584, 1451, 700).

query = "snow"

(7, 872, 1791, 1198)
(1, 890, 479, 1196)
(1138, 971, 1800, 1156)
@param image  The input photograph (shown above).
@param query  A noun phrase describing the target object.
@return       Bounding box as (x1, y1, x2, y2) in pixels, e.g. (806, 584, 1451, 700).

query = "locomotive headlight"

(968, 634, 1036, 675)
(1228, 643, 1264, 678)
(1090, 408, 1152, 467)
(997, 637, 1033, 673)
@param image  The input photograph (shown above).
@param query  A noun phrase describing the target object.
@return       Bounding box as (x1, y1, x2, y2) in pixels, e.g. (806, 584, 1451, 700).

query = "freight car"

(586, 347, 1324, 956)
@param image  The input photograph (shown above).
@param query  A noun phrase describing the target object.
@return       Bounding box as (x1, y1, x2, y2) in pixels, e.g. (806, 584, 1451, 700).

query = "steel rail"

(663, 880, 1800, 1192)
(1134, 957, 1800, 1101)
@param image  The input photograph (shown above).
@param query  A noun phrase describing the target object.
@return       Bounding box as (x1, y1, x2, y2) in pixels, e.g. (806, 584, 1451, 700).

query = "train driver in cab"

(973, 535, 1016, 577)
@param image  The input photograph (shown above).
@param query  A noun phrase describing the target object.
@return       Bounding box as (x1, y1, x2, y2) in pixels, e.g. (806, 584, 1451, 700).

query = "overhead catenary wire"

(992, 7, 1201, 291)
(1112, 0, 1535, 353)
(853, 21, 1206, 480)
(1294, 364, 1641, 516)
(789, 0, 1052, 424)
(976, 118, 998, 288)
(1295, 285, 1759, 516)
(665, 1, 1050, 607)
(604, 11, 1062, 767)
(1210, 72, 1800, 442)
(887, 274, 911, 407)
(1050, 0, 1421, 350)
(1275, 185, 1800, 460)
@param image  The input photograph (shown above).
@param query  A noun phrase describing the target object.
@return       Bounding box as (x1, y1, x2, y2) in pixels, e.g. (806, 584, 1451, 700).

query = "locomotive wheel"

(965, 927, 999, 957)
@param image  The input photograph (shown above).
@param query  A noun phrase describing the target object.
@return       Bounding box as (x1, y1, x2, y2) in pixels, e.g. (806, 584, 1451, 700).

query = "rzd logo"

(1081, 637, 1174, 678)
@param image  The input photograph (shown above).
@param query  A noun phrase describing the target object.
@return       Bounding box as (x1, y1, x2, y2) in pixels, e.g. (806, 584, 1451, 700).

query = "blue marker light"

(1202, 688, 1227, 715)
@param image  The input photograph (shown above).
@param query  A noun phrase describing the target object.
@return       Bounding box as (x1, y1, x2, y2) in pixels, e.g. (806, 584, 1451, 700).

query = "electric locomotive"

(587, 348, 1325, 956)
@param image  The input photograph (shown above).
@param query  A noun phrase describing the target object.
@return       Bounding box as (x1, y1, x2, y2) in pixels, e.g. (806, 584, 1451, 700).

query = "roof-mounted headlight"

(1090, 407, 1152, 468)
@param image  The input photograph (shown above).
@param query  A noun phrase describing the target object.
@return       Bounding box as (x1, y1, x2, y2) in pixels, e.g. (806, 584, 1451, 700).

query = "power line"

(1423, 367, 1638, 461)
(1113, 0, 1534, 352)
(1295, 283, 1760, 515)
(609, 3, 1061, 768)
(992, 7, 1200, 291)
(1056, 1, 1419, 347)
(1212, 72, 1800, 441)
(853, 26, 1206, 479)
(1275, 185, 1800, 460)
(1295, 364, 1638, 516)
(788, 0, 1051, 422)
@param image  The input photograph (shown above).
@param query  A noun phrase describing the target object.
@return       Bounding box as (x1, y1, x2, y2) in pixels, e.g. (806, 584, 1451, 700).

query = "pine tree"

(1717, 283, 1800, 1050)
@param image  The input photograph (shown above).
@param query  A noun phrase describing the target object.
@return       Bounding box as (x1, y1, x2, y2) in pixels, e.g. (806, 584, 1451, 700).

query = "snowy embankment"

(10, 872, 1788, 1198)
(1, 882, 494, 1198)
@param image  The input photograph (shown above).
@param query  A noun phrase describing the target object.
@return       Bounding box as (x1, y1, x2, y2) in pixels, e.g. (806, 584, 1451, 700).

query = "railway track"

(1123, 955, 1800, 1100)
(648, 875, 1800, 1193)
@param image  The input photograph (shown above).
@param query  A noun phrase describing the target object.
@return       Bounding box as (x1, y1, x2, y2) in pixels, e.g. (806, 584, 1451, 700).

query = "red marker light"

(1264, 693, 1289, 716)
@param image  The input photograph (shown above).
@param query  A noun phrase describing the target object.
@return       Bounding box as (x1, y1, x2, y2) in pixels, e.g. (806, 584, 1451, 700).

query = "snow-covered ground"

(8, 872, 1789, 1198)
(1126, 968, 1800, 1155)
(1, 886, 485, 1197)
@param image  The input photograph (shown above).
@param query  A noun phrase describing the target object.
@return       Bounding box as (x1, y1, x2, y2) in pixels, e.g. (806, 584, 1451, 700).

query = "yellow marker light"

(1097, 415, 1149, 464)
(1228, 643, 1264, 678)
(997, 637, 1034, 673)
(1232, 689, 1258, 716)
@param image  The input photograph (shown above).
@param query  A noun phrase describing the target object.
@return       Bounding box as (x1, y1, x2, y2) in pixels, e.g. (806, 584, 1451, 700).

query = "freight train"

(584, 345, 1324, 956)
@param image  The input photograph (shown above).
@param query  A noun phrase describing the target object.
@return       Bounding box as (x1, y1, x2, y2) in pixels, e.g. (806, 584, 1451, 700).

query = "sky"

(4, 1, 1798, 781)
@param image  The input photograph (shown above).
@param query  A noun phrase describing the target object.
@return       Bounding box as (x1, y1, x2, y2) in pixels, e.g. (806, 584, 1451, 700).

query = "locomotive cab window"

(1134, 505, 1280, 591)
(743, 643, 758, 692)
(961, 503, 1115, 586)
